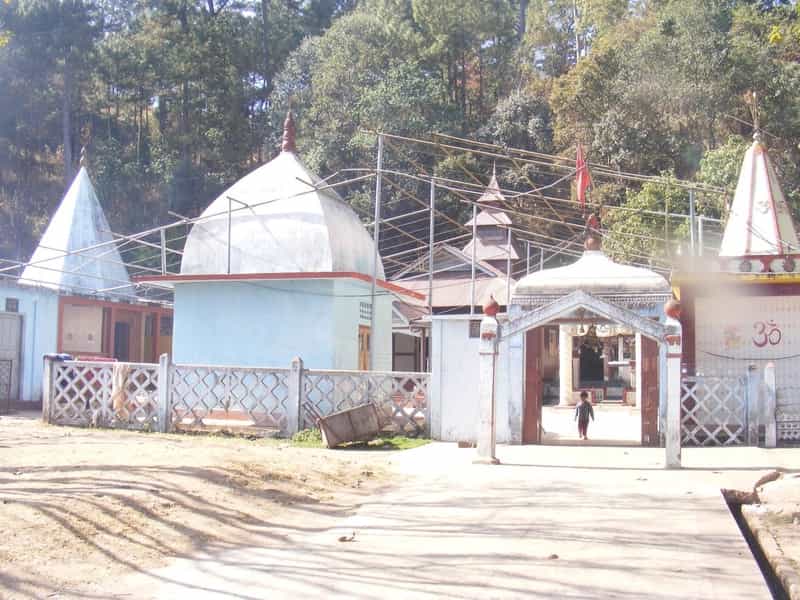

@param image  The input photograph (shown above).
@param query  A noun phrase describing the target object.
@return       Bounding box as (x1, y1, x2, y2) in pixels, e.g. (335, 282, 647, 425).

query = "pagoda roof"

(477, 170, 507, 207)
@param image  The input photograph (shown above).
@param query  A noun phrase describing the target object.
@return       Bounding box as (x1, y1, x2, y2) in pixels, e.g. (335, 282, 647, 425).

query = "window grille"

(359, 302, 372, 320)
(469, 320, 481, 338)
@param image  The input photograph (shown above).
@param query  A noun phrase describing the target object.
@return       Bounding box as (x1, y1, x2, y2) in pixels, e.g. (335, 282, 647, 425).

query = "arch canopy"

(502, 289, 666, 343)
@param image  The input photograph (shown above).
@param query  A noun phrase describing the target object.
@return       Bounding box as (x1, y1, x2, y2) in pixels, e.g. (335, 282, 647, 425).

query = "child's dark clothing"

(575, 400, 594, 439)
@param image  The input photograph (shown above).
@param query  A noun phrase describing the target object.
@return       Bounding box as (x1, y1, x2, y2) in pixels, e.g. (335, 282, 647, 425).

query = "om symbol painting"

(752, 320, 782, 348)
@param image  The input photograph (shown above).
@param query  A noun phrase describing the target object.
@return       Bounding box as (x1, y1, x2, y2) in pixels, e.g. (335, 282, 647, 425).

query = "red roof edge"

(133, 271, 426, 301)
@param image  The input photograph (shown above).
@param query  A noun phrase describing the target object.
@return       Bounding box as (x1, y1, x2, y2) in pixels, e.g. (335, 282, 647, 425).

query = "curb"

(742, 505, 800, 600)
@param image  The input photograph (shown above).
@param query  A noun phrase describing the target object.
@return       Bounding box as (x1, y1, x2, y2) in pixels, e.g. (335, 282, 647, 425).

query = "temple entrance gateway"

(482, 216, 684, 466)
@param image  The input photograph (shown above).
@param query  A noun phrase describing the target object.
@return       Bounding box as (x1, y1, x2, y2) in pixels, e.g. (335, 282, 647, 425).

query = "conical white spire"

(719, 136, 799, 257)
(20, 167, 131, 296)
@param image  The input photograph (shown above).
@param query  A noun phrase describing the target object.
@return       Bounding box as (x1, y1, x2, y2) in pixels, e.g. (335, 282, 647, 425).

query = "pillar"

(559, 325, 573, 406)
(287, 357, 304, 435)
(602, 340, 611, 382)
(665, 322, 682, 469)
(475, 313, 500, 464)
(763, 362, 777, 448)
(157, 353, 172, 433)
(634, 332, 642, 408)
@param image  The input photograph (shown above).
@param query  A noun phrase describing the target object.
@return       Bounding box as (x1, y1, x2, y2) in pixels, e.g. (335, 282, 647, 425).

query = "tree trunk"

(260, 0, 272, 97)
(518, 0, 528, 40)
(63, 55, 74, 184)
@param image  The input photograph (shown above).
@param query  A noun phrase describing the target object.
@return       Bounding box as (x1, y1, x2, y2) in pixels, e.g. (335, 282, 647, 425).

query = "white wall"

(0, 282, 59, 403)
(173, 278, 393, 371)
(173, 280, 337, 368)
(429, 317, 483, 443)
(61, 304, 103, 354)
(695, 294, 800, 388)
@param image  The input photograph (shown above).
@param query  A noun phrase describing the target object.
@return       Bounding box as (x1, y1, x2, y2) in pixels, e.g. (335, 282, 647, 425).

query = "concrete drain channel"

(723, 489, 790, 600)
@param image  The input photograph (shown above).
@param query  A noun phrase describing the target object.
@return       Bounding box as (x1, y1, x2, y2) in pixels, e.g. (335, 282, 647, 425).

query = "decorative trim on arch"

(501, 289, 667, 342)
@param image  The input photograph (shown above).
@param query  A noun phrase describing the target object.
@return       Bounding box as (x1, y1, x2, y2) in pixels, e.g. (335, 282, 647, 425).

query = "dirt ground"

(0, 411, 390, 600)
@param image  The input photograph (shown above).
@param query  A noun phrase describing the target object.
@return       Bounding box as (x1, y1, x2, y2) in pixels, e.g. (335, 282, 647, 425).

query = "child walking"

(575, 391, 594, 440)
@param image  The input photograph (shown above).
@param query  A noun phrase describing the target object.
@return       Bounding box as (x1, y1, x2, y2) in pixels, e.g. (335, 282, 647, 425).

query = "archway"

(501, 290, 669, 449)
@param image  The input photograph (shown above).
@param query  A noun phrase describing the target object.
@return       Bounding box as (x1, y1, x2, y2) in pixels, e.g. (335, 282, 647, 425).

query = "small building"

(391, 171, 518, 370)
(0, 164, 172, 409)
(140, 114, 416, 370)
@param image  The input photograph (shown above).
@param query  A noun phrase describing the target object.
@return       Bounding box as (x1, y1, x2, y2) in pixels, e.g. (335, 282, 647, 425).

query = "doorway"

(358, 325, 370, 370)
(0, 313, 22, 412)
(114, 322, 131, 362)
(523, 323, 660, 446)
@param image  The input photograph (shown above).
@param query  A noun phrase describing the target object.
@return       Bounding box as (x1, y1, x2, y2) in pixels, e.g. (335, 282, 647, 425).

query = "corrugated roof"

(19, 167, 131, 296)
(399, 276, 514, 308)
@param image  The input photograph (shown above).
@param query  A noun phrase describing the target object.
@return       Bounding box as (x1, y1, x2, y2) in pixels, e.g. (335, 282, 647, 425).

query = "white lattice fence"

(680, 375, 749, 446)
(776, 386, 800, 444)
(302, 370, 429, 435)
(49, 361, 160, 429)
(170, 365, 290, 432)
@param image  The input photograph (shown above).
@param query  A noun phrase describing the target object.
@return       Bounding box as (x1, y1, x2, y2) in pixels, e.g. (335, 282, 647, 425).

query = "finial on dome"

(483, 294, 500, 317)
(281, 110, 296, 154)
(79, 146, 87, 168)
(748, 90, 762, 143)
(584, 213, 601, 251)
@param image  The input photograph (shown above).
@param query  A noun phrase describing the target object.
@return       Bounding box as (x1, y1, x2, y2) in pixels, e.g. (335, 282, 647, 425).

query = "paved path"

(123, 444, 800, 599)
(542, 404, 641, 444)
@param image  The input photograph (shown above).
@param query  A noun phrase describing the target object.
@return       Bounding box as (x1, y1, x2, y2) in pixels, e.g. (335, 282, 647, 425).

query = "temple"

(673, 132, 800, 445)
(140, 113, 419, 370)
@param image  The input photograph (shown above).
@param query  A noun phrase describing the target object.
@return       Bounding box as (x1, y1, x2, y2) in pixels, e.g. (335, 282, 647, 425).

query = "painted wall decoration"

(695, 295, 800, 387)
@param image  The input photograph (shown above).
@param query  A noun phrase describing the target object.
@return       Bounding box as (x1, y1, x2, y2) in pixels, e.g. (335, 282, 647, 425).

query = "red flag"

(576, 144, 592, 211)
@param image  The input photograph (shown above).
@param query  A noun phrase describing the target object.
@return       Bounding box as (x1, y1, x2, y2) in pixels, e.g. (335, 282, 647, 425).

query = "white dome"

(514, 250, 669, 299)
(181, 151, 383, 278)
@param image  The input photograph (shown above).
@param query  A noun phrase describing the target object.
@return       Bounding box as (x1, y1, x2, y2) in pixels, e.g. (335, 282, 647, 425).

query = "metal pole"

(698, 215, 705, 257)
(526, 241, 531, 274)
(369, 134, 384, 370)
(688, 189, 696, 255)
(160, 229, 167, 275)
(227, 196, 232, 275)
(506, 227, 512, 310)
(428, 179, 435, 319)
(469, 203, 477, 315)
(539, 248, 544, 270)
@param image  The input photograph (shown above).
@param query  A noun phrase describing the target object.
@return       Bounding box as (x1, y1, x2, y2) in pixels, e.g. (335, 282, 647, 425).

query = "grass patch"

(290, 428, 323, 447)
(290, 428, 430, 451)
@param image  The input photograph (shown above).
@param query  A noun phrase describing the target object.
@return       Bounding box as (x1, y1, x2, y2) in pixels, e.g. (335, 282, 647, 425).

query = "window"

(144, 315, 155, 337)
(159, 316, 173, 336)
(4, 298, 18, 313)
(359, 302, 372, 321)
(469, 320, 481, 338)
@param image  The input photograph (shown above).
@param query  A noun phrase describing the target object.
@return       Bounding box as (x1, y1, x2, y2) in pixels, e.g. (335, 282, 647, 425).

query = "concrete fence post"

(664, 319, 683, 469)
(475, 313, 500, 465)
(746, 364, 761, 446)
(157, 354, 172, 433)
(287, 357, 304, 435)
(41, 356, 55, 424)
(763, 362, 777, 448)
